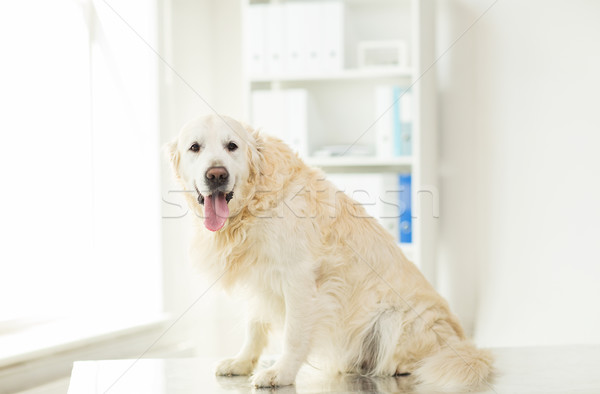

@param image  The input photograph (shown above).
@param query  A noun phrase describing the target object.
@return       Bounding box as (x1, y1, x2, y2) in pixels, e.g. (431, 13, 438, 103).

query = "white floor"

(65, 345, 600, 393)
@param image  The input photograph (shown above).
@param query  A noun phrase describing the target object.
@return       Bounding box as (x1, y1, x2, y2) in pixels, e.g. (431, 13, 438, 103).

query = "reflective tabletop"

(68, 345, 600, 393)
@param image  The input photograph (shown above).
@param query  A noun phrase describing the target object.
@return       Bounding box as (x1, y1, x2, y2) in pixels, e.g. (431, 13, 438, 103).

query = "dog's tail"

(414, 340, 494, 392)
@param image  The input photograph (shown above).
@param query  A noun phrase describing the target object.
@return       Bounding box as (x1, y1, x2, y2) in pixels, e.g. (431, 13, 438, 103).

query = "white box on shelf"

(248, 1, 344, 76)
(375, 86, 396, 159)
(375, 85, 412, 158)
(328, 173, 379, 220)
(399, 89, 413, 156)
(312, 144, 372, 158)
(303, 3, 323, 73)
(251, 89, 310, 157)
(245, 4, 267, 76)
(379, 174, 401, 240)
(251, 89, 285, 141)
(283, 89, 309, 157)
(358, 40, 408, 70)
(328, 173, 400, 241)
(320, 1, 344, 72)
(283, 2, 308, 74)
(265, 4, 285, 75)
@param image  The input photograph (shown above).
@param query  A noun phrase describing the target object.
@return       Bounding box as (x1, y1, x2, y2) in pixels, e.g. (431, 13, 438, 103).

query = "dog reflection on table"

(215, 369, 416, 394)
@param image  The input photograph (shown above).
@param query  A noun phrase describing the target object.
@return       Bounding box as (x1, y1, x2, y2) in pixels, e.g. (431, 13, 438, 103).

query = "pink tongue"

(204, 193, 229, 232)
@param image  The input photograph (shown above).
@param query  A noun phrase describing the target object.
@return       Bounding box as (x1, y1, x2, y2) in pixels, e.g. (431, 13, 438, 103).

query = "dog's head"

(166, 114, 261, 232)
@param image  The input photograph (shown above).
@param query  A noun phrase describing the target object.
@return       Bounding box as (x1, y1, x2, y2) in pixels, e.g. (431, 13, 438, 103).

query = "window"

(0, 0, 161, 338)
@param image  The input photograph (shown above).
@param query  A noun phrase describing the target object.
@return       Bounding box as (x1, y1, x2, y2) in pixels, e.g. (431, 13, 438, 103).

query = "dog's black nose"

(205, 166, 229, 189)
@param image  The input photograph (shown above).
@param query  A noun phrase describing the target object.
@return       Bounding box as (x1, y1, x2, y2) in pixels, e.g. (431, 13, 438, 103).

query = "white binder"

(265, 4, 285, 75)
(320, 1, 344, 72)
(245, 4, 267, 76)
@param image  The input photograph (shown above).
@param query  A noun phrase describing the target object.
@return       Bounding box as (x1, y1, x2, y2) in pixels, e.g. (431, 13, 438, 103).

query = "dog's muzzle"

(205, 166, 229, 190)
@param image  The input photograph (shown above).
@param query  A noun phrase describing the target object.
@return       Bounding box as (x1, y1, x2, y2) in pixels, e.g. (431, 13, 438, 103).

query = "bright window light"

(0, 0, 161, 326)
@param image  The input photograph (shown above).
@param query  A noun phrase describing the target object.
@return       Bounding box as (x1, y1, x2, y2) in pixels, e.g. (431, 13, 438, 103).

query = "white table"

(67, 345, 600, 393)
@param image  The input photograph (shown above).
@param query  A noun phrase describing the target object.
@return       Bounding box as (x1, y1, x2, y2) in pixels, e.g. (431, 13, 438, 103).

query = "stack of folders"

(398, 174, 412, 244)
(251, 89, 310, 157)
(246, 1, 344, 76)
(328, 174, 412, 244)
(375, 86, 413, 158)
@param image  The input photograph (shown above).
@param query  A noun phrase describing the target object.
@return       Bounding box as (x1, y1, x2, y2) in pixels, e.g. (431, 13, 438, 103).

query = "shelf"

(249, 67, 413, 84)
(242, 0, 436, 268)
(305, 156, 412, 173)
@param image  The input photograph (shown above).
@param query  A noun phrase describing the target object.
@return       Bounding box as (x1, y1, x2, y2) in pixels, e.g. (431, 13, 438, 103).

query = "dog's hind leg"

(354, 308, 403, 376)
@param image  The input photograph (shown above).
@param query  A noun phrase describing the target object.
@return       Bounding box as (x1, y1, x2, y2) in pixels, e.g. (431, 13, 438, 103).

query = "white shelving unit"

(249, 67, 413, 83)
(305, 156, 412, 173)
(241, 0, 437, 280)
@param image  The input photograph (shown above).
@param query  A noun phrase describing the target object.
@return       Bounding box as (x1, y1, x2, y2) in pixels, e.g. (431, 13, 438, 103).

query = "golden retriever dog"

(166, 114, 493, 391)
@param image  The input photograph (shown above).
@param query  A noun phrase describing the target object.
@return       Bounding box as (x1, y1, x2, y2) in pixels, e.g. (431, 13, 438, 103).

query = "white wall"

(436, 0, 600, 346)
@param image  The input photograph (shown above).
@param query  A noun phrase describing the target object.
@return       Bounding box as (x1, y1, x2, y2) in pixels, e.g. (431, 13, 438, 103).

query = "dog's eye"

(226, 142, 238, 152)
(189, 143, 200, 152)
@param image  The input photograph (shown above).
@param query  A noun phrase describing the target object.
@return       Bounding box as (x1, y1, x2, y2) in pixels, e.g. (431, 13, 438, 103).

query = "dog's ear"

(163, 139, 181, 178)
(244, 124, 264, 179)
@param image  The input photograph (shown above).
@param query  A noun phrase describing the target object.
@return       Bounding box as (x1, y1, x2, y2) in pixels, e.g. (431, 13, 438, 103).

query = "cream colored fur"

(167, 115, 493, 391)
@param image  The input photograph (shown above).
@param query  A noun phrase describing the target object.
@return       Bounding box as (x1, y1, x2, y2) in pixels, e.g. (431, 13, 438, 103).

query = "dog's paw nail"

(215, 357, 255, 376)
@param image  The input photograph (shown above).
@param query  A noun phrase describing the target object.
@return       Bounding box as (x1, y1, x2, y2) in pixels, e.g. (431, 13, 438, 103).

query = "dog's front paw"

(252, 366, 296, 388)
(215, 357, 256, 376)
